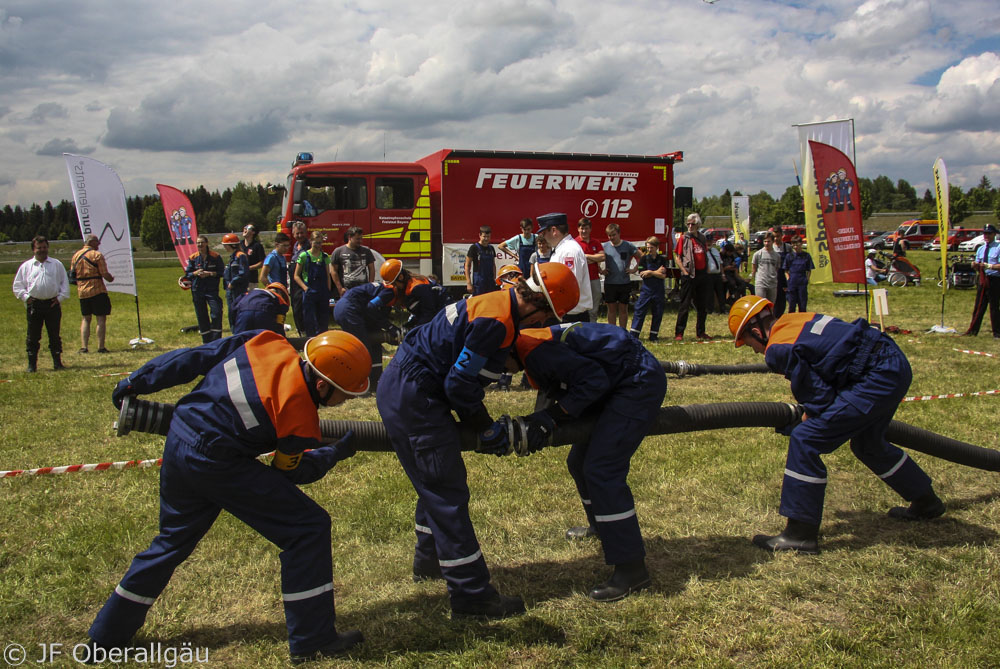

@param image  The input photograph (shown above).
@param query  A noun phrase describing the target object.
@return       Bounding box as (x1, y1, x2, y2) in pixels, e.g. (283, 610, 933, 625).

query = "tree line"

(1, 175, 997, 246)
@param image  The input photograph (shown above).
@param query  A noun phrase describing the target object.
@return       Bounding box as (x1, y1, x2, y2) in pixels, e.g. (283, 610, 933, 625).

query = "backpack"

(69, 251, 100, 285)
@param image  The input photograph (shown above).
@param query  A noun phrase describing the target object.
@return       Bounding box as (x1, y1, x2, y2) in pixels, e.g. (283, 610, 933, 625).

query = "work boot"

(52, 353, 65, 370)
(290, 630, 364, 664)
(588, 560, 651, 602)
(565, 525, 598, 540)
(752, 518, 820, 555)
(27, 354, 37, 373)
(888, 491, 945, 521)
(451, 592, 525, 620)
(412, 559, 444, 582)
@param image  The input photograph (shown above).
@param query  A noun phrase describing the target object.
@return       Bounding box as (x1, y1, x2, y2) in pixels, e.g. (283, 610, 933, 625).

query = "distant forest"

(1, 175, 997, 248)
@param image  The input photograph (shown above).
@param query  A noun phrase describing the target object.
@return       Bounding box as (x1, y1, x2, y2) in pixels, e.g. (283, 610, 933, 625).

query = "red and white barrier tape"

(662, 338, 733, 346)
(903, 389, 1000, 402)
(93, 371, 131, 378)
(953, 348, 997, 358)
(2, 451, 277, 479)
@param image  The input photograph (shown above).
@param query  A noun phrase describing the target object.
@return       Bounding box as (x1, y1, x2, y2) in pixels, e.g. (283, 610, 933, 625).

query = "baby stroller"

(877, 252, 921, 287)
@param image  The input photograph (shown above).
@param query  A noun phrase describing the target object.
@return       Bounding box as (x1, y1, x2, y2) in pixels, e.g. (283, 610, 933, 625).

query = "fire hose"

(114, 396, 1000, 472)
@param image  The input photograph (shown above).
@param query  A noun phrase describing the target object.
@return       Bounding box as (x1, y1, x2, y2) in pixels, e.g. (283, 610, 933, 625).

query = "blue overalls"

(630, 252, 667, 339)
(224, 249, 250, 329)
(518, 322, 666, 565)
(375, 289, 519, 609)
(232, 288, 289, 335)
(469, 243, 498, 295)
(765, 313, 934, 525)
(782, 250, 815, 313)
(515, 234, 536, 276)
(299, 250, 331, 337)
(332, 283, 394, 392)
(183, 251, 225, 343)
(88, 331, 356, 656)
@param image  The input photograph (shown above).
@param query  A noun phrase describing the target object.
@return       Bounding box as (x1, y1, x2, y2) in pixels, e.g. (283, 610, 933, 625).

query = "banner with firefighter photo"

(795, 119, 854, 284)
(809, 141, 864, 284)
(155, 184, 199, 268)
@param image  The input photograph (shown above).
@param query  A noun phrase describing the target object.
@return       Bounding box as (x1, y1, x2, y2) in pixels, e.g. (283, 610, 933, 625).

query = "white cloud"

(908, 52, 1000, 133)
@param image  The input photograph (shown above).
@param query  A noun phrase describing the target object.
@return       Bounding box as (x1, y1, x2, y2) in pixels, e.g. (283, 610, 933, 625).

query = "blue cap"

(984, 224, 999, 234)
(536, 212, 567, 232)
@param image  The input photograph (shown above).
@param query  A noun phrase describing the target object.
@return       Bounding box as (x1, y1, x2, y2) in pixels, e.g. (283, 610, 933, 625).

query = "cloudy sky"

(1, 0, 998, 209)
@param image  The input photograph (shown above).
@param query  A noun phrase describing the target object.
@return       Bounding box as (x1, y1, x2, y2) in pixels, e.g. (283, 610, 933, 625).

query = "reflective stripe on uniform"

(879, 453, 909, 479)
(282, 582, 333, 602)
(445, 302, 460, 324)
(594, 508, 637, 523)
(438, 549, 482, 568)
(784, 468, 827, 484)
(415, 524, 432, 535)
(225, 358, 259, 430)
(115, 585, 156, 606)
(810, 315, 834, 335)
(582, 498, 592, 505)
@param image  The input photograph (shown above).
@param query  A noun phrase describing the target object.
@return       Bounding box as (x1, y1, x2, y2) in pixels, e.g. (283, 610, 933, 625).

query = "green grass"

(1, 252, 999, 667)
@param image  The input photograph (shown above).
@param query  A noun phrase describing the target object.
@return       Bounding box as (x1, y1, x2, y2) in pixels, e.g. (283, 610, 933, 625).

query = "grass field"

(2, 250, 999, 668)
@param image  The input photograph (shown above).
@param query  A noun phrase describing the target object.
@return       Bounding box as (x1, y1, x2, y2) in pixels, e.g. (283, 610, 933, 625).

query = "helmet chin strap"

(318, 381, 337, 405)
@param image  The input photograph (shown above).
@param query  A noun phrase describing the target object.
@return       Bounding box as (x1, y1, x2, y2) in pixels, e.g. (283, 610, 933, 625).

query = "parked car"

(748, 230, 770, 250)
(958, 234, 986, 253)
(887, 219, 938, 247)
(865, 230, 886, 240)
(925, 227, 980, 251)
(865, 231, 894, 250)
(703, 227, 733, 245)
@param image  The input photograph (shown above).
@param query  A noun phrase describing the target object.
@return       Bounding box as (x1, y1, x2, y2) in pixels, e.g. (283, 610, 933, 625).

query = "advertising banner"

(933, 158, 949, 297)
(63, 154, 136, 295)
(155, 184, 200, 268)
(731, 195, 750, 247)
(809, 141, 864, 283)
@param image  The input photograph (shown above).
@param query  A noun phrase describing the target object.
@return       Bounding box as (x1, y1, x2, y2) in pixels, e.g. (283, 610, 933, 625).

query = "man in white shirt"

(12, 236, 70, 372)
(536, 213, 592, 322)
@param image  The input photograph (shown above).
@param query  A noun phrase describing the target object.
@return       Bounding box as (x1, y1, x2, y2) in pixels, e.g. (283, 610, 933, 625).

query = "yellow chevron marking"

(400, 177, 432, 254)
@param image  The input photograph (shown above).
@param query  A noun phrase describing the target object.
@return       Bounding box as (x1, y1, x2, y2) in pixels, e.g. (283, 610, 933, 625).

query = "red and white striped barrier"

(903, 389, 1000, 403)
(0, 379, 11, 384)
(93, 371, 131, 378)
(1, 451, 279, 479)
(953, 348, 997, 358)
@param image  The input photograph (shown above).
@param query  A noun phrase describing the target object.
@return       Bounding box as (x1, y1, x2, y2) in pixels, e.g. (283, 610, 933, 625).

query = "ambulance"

(278, 149, 683, 286)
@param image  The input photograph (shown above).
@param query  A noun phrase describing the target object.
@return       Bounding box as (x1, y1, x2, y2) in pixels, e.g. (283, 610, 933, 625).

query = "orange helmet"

(380, 258, 403, 285)
(495, 264, 522, 286)
(728, 296, 772, 347)
(221, 233, 240, 245)
(177, 276, 192, 290)
(265, 282, 290, 306)
(303, 331, 372, 396)
(527, 262, 579, 322)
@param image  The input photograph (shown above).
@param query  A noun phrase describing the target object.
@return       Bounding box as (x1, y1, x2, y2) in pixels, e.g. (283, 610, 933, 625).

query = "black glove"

(386, 325, 403, 345)
(476, 418, 512, 456)
(775, 414, 803, 436)
(112, 378, 134, 410)
(331, 429, 357, 459)
(516, 410, 556, 456)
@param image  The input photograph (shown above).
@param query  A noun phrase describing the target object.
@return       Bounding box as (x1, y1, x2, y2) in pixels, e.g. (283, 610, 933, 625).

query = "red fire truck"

(278, 149, 683, 286)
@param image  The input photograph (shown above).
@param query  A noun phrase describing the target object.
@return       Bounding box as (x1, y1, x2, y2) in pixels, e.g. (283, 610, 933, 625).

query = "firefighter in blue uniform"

(512, 321, 666, 600)
(232, 282, 291, 335)
(629, 236, 669, 341)
(379, 259, 448, 330)
(88, 330, 371, 663)
(375, 262, 579, 619)
(222, 233, 250, 330)
(729, 296, 945, 554)
(333, 280, 397, 393)
(182, 235, 225, 343)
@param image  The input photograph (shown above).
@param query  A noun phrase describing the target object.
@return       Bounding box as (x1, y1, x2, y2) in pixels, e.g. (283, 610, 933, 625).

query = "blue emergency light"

(293, 152, 314, 167)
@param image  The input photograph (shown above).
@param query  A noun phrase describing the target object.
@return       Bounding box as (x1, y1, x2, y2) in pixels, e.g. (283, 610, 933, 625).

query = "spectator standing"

(529, 235, 551, 265)
(12, 235, 69, 371)
(497, 218, 536, 277)
(537, 213, 593, 323)
(71, 234, 115, 353)
(965, 224, 1000, 338)
(465, 226, 498, 295)
(771, 225, 792, 318)
(222, 233, 250, 331)
(289, 221, 310, 336)
(782, 236, 815, 313)
(751, 232, 781, 304)
(892, 237, 908, 258)
(90, 331, 370, 663)
(239, 224, 266, 291)
(183, 235, 225, 343)
(706, 242, 726, 314)
(728, 297, 945, 554)
(601, 224, 641, 328)
(575, 217, 606, 322)
(331, 226, 376, 298)
(629, 236, 668, 341)
(513, 322, 666, 600)
(260, 232, 291, 288)
(294, 231, 333, 338)
(672, 214, 712, 341)
(721, 243, 748, 306)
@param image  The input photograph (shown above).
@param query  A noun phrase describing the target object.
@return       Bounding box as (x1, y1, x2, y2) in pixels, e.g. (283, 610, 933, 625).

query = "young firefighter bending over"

(512, 321, 666, 600)
(89, 330, 371, 664)
(728, 296, 945, 554)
